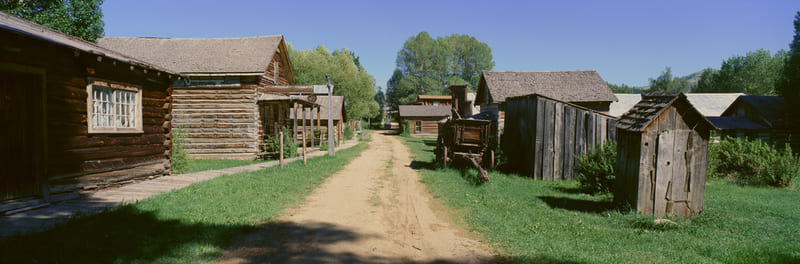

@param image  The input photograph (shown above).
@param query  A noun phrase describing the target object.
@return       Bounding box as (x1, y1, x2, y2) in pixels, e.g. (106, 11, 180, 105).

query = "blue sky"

(103, 0, 799, 90)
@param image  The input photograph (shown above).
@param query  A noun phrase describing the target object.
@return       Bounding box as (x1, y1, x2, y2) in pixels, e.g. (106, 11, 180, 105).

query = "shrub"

(170, 126, 189, 174)
(575, 141, 617, 194)
(344, 124, 354, 140)
(264, 127, 298, 158)
(319, 136, 339, 151)
(709, 137, 800, 187)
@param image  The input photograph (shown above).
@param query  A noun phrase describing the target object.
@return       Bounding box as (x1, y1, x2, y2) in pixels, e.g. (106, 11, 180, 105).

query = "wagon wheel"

(489, 149, 495, 169)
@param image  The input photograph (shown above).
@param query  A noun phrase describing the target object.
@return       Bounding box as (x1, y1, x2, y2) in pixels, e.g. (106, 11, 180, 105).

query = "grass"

(403, 136, 800, 264)
(0, 143, 368, 264)
(183, 158, 269, 174)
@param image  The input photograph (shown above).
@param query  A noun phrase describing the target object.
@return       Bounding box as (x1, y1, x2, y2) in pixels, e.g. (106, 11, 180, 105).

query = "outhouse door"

(1, 70, 47, 201)
(653, 130, 693, 217)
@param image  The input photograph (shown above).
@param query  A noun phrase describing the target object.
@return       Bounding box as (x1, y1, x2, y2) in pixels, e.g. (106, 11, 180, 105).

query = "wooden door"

(1, 71, 44, 200)
(654, 130, 694, 217)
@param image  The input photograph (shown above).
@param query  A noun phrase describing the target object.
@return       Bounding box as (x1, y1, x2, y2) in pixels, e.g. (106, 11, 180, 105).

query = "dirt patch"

(217, 132, 493, 263)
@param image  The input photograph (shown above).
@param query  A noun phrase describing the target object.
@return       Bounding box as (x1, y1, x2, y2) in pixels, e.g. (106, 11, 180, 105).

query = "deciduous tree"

(1, 0, 104, 42)
(776, 11, 800, 108)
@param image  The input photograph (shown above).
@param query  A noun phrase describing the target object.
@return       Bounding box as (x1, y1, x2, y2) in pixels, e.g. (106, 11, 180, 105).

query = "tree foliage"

(648, 67, 691, 92)
(387, 32, 494, 107)
(776, 11, 800, 109)
(1, 0, 104, 42)
(288, 44, 379, 120)
(694, 49, 787, 95)
(607, 82, 634, 93)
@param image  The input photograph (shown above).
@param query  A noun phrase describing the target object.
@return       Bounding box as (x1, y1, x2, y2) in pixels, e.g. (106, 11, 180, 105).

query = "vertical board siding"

(504, 95, 617, 180)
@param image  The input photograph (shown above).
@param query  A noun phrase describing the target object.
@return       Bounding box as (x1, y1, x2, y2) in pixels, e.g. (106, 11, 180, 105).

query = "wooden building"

(615, 93, 716, 217)
(99, 35, 295, 159)
(398, 105, 452, 136)
(503, 94, 617, 180)
(292, 95, 346, 144)
(412, 95, 452, 106)
(608, 93, 744, 118)
(708, 95, 800, 152)
(1, 13, 182, 201)
(475, 70, 618, 120)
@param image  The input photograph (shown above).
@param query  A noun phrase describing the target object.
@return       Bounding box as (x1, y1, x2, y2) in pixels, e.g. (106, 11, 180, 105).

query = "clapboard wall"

(503, 94, 617, 180)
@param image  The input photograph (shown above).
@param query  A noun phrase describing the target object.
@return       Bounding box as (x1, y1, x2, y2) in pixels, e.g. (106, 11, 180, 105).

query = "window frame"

(86, 78, 144, 134)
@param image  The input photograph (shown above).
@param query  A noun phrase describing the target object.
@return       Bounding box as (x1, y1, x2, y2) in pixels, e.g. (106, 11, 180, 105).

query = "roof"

(707, 116, 769, 130)
(475, 70, 617, 105)
(289, 95, 345, 120)
(418, 95, 452, 100)
(97, 35, 283, 74)
(398, 105, 452, 118)
(616, 92, 717, 132)
(721, 96, 788, 128)
(608, 94, 643, 117)
(608, 93, 744, 117)
(257, 93, 317, 107)
(685, 93, 744, 117)
(0, 12, 181, 77)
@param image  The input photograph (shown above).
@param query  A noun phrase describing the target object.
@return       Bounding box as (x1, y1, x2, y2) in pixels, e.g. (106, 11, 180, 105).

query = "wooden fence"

(503, 94, 617, 180)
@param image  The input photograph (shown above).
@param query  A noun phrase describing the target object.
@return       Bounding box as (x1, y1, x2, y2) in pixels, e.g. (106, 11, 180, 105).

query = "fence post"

(302, 107, 307, 165)
(279, 131, 284, 168)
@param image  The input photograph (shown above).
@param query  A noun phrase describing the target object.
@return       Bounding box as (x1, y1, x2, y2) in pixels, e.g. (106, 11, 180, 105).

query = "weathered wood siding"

(503, 95, 617, 180)
(172, 85, 261, 159)
(1, 29, 174, 198)
(403, 117, 445, 135)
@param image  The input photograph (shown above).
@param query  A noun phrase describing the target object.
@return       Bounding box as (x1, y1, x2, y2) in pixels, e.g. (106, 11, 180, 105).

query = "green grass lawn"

(404, 137, 800, 264)
(183, 158, 270, 174)
(0, 143, 368, 264)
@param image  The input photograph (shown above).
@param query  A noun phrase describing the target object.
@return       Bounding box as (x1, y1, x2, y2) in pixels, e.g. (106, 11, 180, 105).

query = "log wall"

(1, 30, 174, 198)
(503, 95, 617, 180)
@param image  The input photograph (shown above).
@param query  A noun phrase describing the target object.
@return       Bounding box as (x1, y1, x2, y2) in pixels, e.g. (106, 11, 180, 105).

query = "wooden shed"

(1, 13, 182, 201)
(503, 94, 617, 180)
(98, 35, 294, 160)
(398, 105, 452, 136)
(615, 92, 717, 217)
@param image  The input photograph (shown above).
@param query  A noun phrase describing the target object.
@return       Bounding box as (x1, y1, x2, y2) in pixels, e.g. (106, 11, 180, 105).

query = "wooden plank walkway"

(0, 139, 360, 238)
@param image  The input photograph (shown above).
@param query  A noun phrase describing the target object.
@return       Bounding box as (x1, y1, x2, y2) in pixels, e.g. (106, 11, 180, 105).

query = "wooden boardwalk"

(0, 140, 360, 238)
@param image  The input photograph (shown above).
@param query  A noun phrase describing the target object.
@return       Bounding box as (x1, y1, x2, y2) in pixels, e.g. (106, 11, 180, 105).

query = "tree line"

(386, 32, 495, 107)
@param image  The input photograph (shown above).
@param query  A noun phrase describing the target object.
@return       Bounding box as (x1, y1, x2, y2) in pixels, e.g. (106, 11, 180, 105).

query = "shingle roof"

(722, 96, 788, 128)
(608, 93, 744, 117)
(475, 70, 617, 105)
(418, 95, 452, 100)
(616, 92, 716, 132)
(97, 35, 283, 74)
(0, 12, 181, 76)
(398, 105, 452, 118)
(708, 116, 769, 130)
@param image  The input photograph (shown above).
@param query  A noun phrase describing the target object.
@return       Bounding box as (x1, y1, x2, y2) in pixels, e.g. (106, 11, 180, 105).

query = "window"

(415, 121, 422, 132)
(87, 79, 143, 133)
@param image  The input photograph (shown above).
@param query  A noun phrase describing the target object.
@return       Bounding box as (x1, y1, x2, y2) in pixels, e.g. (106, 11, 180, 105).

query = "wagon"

(435, 118, 494, 182)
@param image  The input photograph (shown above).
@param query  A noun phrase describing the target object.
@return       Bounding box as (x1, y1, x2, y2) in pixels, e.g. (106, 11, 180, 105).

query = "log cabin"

(707, 95, 800, 152)
(98, 35, 296, 159)
(1, 12, 182, 201)
(398, 105, 452, 136)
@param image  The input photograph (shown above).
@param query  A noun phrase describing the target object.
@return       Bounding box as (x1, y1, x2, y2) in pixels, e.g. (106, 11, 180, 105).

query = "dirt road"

(217, 132, 493, 263)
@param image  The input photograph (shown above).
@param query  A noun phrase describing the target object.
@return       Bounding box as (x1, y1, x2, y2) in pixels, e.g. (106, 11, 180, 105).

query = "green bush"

(344, 124, 354, 140)
(575, 141, 617, 194)
(709, 137, 800, 187)
(264, 127, 298, 158)
(170, 126, 189, 174)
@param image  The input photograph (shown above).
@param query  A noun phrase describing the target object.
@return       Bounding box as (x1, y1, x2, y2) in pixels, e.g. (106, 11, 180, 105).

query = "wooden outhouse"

(615, 93, 717, 217)
(1, 13, 181, 201)
(504, 94, 617, 180)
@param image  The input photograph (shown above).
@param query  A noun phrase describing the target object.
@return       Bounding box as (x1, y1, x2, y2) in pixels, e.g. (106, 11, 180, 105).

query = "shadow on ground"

(537, 196, 615, 214)
(221, 220, 493, 264)
(0, 204, 256, 263)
